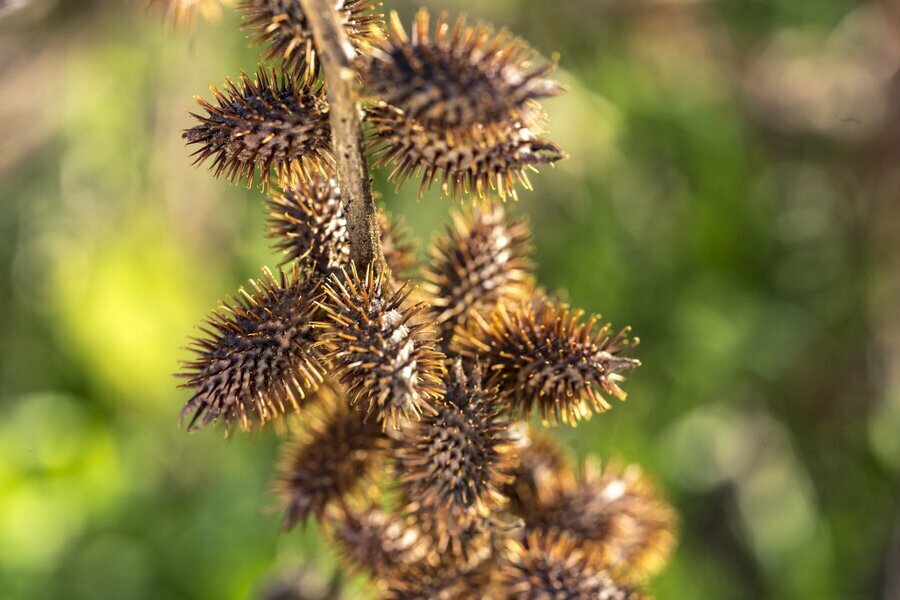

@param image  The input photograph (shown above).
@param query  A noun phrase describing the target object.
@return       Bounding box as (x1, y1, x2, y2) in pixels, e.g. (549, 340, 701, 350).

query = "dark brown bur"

(513, 458, 678, 581)
(240, 0, 384, 79)
(496, 531, 644, 600)
(364, 10, 562, 133)
(395, 360, 518, 554)
(454, 295, 641, 425)
(178, 266, 326, 432)
(275, 384, 384, 530)
(184, 68, 332, 189)
(423, 203, 533, 345)
(367, 102, 564, 201)
(315, 264, 445, 430)
(267, 174, 349, 273)
(267, 176, 417, 277)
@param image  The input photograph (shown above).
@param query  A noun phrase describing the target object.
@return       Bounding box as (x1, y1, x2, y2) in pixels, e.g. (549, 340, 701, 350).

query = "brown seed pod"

(275, 384, 384, 530)
(148, 0, 227, 27)
(184, 68, 332, 189)
(367, 102, 564, 201)
(178, 266, 326, 432)
(239, 0, 383, 80)
(327, 504, 428, 577)
(378, 211, 419, 280)
(267, 174, 349, 273)
(514, 460, 677, 581)
(423, 203, 533, 344)
(453, 296, 640, 425)
(396, 360, 517, 553)
(365, 10, 563, 134)
(316, 264, 445, 430)
(266, 178, 416, 279)
(380, 559, 490, 600)
(504, 430, 570, 518)
(497, 531, 644, 600)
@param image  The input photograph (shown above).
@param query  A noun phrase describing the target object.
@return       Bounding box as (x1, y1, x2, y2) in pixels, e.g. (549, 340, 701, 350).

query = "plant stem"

(299, 0, 383, 268)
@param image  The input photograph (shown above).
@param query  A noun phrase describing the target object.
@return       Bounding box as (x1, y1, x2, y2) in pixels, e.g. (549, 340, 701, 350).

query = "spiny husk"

(496, 530, 645, 600)
(267, 173, 349, 273)
(275, 383, 385, 530)
(395, 360, 517, 554)
(178, 265, 326, 432)
(364, 10, 562, 134)
(326, 504, 429, 578)
(513, 459, 677, 581)
(267, 177, 416, 278)
(240, 0, 383, 80)
(453, 296, 640, 426)
(504, 429, 570, 518)
(184, 68, 332, 189)
(367, 102, 564, 201)
(423, 203, 533, 344)
(149, 0, 228, 27)
(379, 558, 491, 600)
(315, 264, 445, 430)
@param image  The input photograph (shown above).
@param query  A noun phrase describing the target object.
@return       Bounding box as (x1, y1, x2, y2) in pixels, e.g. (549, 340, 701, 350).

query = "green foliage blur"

(1, 0, 899, 598)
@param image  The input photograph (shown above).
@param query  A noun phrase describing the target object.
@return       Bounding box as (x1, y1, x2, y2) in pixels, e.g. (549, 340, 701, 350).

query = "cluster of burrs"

(167, 1, 676, 597)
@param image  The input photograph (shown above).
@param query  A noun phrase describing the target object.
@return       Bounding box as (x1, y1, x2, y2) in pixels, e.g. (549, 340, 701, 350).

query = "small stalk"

(299, 0, 383, 268)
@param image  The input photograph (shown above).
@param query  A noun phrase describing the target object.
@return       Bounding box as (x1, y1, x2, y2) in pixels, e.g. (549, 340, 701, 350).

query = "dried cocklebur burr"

(266, 176, 417, 277)
(240, 0, 383, 80)
(367, 102, 564, 201)
(184, 68, 332, 189)
(178, 265, 326, 432)
(315, 264, 445, 430)
(454, 295, 641, 425)
(267, 173, 349, 273)
(423, 203, 533, 345)
(275, 383, 384, 530)
(512, 458, 678, 581)
(504, 429, 569, 517)
(395, 360, 517, 554)
(326, 504, 428, 578)
(364, 9, 563, 134)
(496, 531, 644, 600)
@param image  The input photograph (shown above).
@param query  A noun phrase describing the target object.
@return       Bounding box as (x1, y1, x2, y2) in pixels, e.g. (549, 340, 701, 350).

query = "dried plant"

(165, 0, 676, 596)
(178, 265, 326, 432)
(184, 68, 332, 189)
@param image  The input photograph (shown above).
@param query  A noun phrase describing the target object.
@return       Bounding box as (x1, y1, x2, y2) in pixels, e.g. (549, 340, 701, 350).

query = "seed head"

(240, 0, 383, 80)
(505, 430, 569, 517)
(316, 264, 445, 430)
(396, 360, 517, 552)
(184, 68, 332, 189)
(327, 504, 428, 577)
(149, 0, 227, 27)
(514, 460, 677, 580)
(365, 10, 563, 134)
(275, 384, 384, 530)
(380, 560, 490, 600)
(453, 296, 640, 425)
(178, 266, 326, 432)
(423, 203, 533, 343)
(497, 531, 644, 600)
(367, 102, 564, 201)
(267, 174, 349, 273)
(267, 179, 418, 278)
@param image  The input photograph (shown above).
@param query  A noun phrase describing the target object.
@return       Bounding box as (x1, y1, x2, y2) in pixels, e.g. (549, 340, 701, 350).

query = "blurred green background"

(1, 0, 899, 598)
